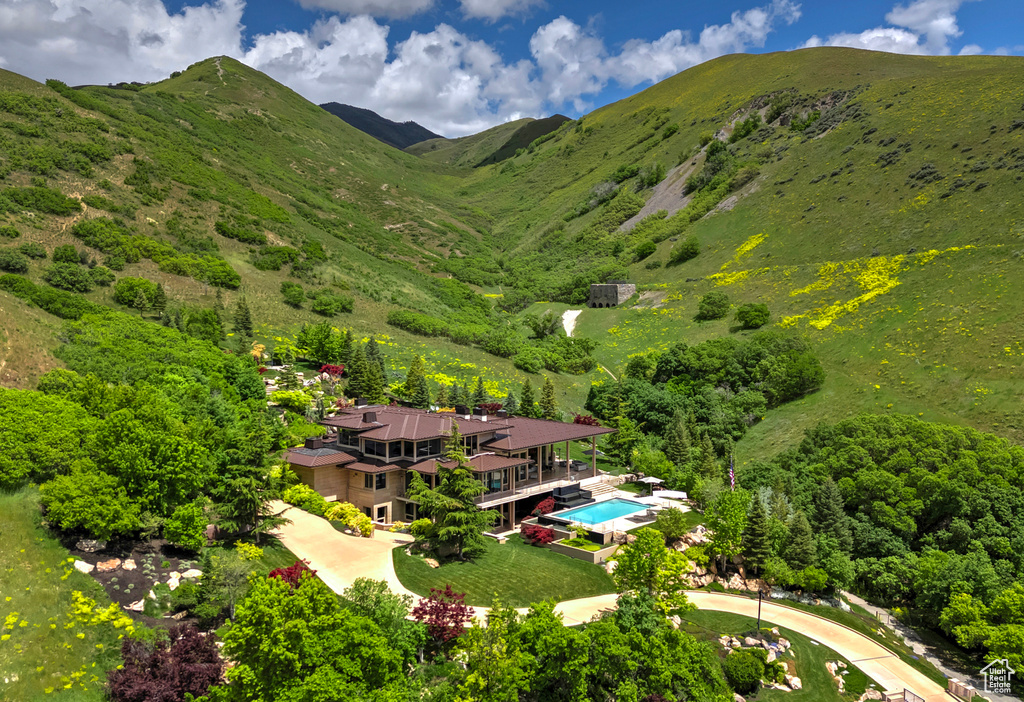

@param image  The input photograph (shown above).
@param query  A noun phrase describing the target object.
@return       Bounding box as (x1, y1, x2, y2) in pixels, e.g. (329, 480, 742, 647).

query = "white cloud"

(293, 0, 434, 19)
(802, 0, 972, 56)
(459, 0, 544, 22)
(0, 0, 802, 137)
(958, 43, 983, 55)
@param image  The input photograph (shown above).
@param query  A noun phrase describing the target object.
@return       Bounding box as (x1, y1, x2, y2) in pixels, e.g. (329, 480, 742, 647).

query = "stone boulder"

(857, 690, 883, 701)
(778, 638, 791, 650)
(76, 539, 106, 553)
(733, 694, 746, 702)
(785, 675, 802, 690)
(181, 569, 203, 579)
(122, 559, 137, 571)
(424, 558, 440, 569)
(95, 558, 121, 573)
(743, 636, 760, 647)
(73, 560, 94, 574)
(124, 599, 145, 612)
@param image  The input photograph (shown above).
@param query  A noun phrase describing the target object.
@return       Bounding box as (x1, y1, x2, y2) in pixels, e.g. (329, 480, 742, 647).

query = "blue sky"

(1, 0, 1020, 136)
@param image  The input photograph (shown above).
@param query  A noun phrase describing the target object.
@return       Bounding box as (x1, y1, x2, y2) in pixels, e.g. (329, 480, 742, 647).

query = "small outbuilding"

(588, 281, 636, 308)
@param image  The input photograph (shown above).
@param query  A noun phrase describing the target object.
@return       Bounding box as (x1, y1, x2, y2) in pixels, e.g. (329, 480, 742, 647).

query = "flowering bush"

(320, 364, 345, 376)
(282, 484, 328, 517)
(573, 414, 601, 426)
(521, 524, 555, 545)
(411, 585, 472, 647)
(477, 402, 503, 413)
(235, 541, 264, 562)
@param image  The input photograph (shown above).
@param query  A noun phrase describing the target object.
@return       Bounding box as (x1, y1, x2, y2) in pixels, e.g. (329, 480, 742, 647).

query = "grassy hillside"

(2, 48, 1024, 457)
(452, 48, 1024, 451)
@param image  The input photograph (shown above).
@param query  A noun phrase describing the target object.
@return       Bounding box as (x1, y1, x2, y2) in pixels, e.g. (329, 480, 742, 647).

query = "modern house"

(285, 402, 616, 530)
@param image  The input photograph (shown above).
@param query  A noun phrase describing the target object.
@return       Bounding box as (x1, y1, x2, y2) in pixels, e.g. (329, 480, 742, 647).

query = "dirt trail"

(562, 309, 582, 337)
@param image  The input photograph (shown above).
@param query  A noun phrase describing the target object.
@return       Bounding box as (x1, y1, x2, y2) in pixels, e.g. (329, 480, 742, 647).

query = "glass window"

(375, 473, 386, 490)
(404, 503, 416, 521)
(363, 506, 372, 518)
(364, 440, 386, 458)
(404, 441, 414, 457)
(388, 441, 401, 459)
(376, 505, 388, 522)
(364, 473, 373, 489)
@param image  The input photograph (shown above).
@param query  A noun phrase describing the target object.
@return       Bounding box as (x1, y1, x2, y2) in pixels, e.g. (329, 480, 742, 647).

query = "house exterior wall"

(295, 466, 349, 502)
(346, 469, 405, 519)
(588, 283, 636, 308)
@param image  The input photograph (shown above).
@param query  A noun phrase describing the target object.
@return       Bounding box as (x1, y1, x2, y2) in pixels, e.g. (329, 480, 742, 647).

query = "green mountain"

(2, 48, 1024, 456)
(320, 101, 442, 149)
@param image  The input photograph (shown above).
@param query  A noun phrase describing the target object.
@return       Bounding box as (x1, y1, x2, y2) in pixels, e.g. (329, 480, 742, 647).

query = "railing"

(947, 679, 977, 700)
(476, 472, 572, 506)
(882, 690, 924, 702)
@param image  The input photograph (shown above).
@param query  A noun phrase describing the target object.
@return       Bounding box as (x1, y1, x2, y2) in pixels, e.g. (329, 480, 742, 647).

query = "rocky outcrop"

(76, 539, 106, 553)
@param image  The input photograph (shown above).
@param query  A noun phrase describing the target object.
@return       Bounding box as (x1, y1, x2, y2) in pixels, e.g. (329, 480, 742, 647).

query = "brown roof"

(412, 453, 533, 475)
(323, 408, 509, 441)
(285, 447, 358, 468)
(482, 416, 616, 452)
(345, 459, 408, 474)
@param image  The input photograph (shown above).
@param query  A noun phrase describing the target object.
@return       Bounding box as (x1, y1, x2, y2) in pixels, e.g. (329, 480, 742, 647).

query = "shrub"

(531, 497, 556, 516)
(52, 244, 80, 264)
(0, 273, 102, 319)
(521, 523, 555, 545)
(0, 225, 18, 238)
(654, 507, 691, 542)
(112, 276, 159, 307)
(89, 266, 115, 287)
(269, 560, 316, 589)
(513, 347, 545, 374)
(410, 518, 434, 539)
(214, 220, 267, 246)
(0, 249, 28, 273)
(610, 164, 640, 183)
(695, 291, 730, 321)
(43, 262, 94, 292)
(282, 483, 328, 517)
(662, 123, 679, 139)
(40, 470, 141, 540)
(728, 113, 762, 143)
(721, 649, 764, 694)
(735, 303, 770, 329)
(0, 186, 81, 216)
(634, 239, 657, 261)
(795, 566, 829, 593)
(164, 502, 207, 552)
(387, 309, 449, 337)
(324, 501, 359, 523)
(309, 290, 353, 316)
(106, 624, 223, 702)
(235, 541, 264, 561)
(669, 236, 700, 265)
(319, 364, 345, 376)
(684, 545, 710, 568)
(480, 326, 526, 358)
(281, 281, 305, 307)
(270, 390, 312, 413)
(18, 242, 46, 258)
(637, 161, 666, 189)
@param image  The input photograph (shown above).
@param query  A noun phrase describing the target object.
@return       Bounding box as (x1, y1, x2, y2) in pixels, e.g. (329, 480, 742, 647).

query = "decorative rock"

(730, 638, 741, 649)
(169, 571, 181, 579)
(96, 558, 121, 573)
(76, 539, 107, 553)
(167, 574, 181, 591)
(147, 589, 157, 600)
(786, 675, 802, 690)
(125, 599, 145, 612)
(766, 650, 776, 663)
(73, 560, 95, 574)
(170, 611, 187, 620)
(181, 569, 203, 579)
(733, 694, 746, 702)
(743, 636, 760, 647)
(778, 638, 791, 650)
(122, 559, 137, 571)
(424, 558, 440, 569)
(857, 690, 883, 701)
(719, 635, 731, 647)
(771, 627, 780, 636)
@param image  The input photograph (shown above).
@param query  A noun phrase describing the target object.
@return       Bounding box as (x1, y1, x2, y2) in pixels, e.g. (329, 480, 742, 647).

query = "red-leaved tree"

(106, 624, 223, 702)
(320, 364, 345, 376)
(477, 402, 503, 414)
(531, 496, 556, 516)
(411, 584, 472, 648)
(521, 524, 555, 545)
(573, 414, 601, 426)
(269, 560, 316, 589)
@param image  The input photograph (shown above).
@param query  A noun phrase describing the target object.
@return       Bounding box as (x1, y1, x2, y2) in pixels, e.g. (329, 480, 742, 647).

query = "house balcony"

(475, 468, 578, 509)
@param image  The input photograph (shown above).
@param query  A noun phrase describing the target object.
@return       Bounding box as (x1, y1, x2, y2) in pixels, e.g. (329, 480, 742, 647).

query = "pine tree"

(362, 345, 387, 405)
(214, 288, 225, 320)
(471, 376, 487, 406)
(339, 329, 354, 367)
(345, 345, 369, 400)
(365, 337, 386, 378)
(278, 365, 300, 392)
(742, 495, 772, 574)
(152, 283, 167, 313)
(405, 355, 430, 409)
(502, 390, 518, 415)
(407, 423, 499, 559)
(133, 290, 150, 310)
(539, 376, 557, 420)
(698, 434, 720, 480)
(520, 378, 537, 418)
(435, 384, 450, 409)
(811, 477, 853, 554)
(233, 297, 253, 338)
(663, 410, 691, 467)
(453, 382, 470, 408)
(786, 510, 817, 571)
(686, 412, 699, 444)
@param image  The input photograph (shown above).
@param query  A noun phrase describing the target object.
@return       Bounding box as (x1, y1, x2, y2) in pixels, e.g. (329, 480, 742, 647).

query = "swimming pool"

(552, 498, 648, 526)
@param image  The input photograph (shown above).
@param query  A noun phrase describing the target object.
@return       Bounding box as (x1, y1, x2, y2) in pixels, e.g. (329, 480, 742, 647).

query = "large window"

(403, 441, 415, 458)
(376, 473, 386, 490)
(364, 440, 387, 458)
(463, 434, 479, 456)
(388, 441, 401, 459)
(364, 473, 373, 490)
(416, 438, 442, 458)
(338, 430, 359, 447)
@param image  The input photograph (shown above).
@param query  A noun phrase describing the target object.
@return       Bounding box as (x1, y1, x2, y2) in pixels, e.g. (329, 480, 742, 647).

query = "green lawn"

(392, 535, 615, 608)
(680, 609, 875, 702)
(0, 489, 131, 700)
(205, 536, 301, 579)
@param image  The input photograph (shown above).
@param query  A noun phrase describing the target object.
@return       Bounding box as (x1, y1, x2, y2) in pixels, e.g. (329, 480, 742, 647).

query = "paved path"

(273, 506, 950, 701)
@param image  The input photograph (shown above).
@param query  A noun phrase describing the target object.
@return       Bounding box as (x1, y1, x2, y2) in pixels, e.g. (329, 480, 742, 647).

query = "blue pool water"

(553, 498, 648, 526)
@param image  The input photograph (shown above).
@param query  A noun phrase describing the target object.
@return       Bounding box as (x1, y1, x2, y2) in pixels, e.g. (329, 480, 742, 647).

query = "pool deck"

(546, 492, 665, 533)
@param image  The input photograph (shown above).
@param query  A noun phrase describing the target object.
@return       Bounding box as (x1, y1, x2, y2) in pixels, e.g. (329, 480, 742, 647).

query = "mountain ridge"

(320, 101, 443, 149)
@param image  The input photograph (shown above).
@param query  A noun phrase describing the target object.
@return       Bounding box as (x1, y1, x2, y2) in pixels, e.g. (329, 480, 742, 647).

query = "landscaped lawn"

(393, 535, 615, 608)
(680, 609, 876, 702)
(0, 489, 131, 700)
(205, 536, 301, 578)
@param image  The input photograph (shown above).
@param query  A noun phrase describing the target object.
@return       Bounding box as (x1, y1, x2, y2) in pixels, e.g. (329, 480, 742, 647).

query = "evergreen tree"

(811, 477, 853, 554)
(520, 378, 537, 418)
(453, 382, 470, 408)
(539, 376, 557, 420)
(133, 290, 150, 310)
(742, 495, 771, 574)
(435, 384, 450, 409)
(362, 345, 387, 405)
(214, 288, 225, 321)
(339, 329, 354, 367)
(663, 410, 691, 467)
(768, 486, 791, 524)
(233, 297, 254, 338)
(365, 337, 386, 378)
(407, 424, 499, 559)
(472, 376, 487, 406)
(345, 345, 369, 400)
(686, 412, 699, 444)
(152, 283, 167, 313)
(786, 510, 817, 571)
(698, 434, 719, 480)
(278, 366, 301, 392)
(405, 355, 430, 410)
(502, 390, 518, 416)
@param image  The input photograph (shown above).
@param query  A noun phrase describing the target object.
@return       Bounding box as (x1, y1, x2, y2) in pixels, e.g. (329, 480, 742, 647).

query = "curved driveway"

(272, 505, 948, 702)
